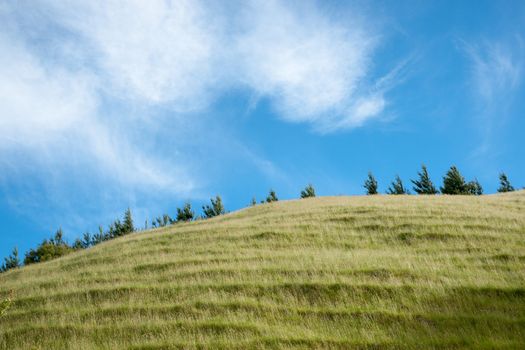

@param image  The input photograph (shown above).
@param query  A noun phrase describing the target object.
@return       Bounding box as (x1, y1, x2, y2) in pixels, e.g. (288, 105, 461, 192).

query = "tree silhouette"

(364, 172, 378, 195)
(411, 165, 438, 194)
(387, 175, 409, 195)
(300, 184, 316, 198)
(498, 173, 515, 192)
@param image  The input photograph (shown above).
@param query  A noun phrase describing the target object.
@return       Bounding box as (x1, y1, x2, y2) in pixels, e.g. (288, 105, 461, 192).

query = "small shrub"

(24, 235, 74, 265)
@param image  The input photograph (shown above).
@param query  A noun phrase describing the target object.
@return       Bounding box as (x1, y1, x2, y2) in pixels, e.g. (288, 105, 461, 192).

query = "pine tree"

(497, 173, 515, 192)
(300, 184, 316, 198)
(108, 219, 123, 238)
(387, 175, 409, 195)
(177, 203, 194, 222)
(92, 229, 102, 245)
(266, 190, 278, 203)
(52, 228, 65, 246)
(466, 179, 483, 195)
(364, 172, 378, 195)
(411, 165, 438, 194)
(441, 166, 468, 195)
(165, 214, 175, 225)
(92, 226, 106, 245)
(1, 247, 20, 273)
(72, 239, 83, 250)
(82, 232, 92, 248)
(153, 214, 173, 227)
(123, 208, 134, 234)
(202, 195, 225, 218)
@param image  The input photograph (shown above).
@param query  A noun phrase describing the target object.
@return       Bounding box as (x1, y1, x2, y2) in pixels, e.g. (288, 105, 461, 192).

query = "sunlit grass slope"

(1, 192, 525, 349)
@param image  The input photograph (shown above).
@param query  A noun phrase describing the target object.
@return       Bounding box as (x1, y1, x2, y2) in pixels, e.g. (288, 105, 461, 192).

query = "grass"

(1, 192, 524, 349)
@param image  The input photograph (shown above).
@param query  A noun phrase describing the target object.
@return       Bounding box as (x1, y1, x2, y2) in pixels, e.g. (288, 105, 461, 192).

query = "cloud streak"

(462, 37, 524, 155)
(465, 39, 523, 105)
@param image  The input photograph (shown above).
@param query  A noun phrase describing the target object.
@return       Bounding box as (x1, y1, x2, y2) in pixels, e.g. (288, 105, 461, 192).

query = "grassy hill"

(1, 192, 525, 349)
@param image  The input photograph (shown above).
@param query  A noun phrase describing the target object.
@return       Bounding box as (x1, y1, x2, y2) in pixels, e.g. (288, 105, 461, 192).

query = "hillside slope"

(1, 192, 525, 349)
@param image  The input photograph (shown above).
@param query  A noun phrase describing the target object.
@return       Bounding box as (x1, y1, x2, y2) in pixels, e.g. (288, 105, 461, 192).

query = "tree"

(92, 226, 106, 245)
(51, 228, 65, 245)
(411, 165, 438, 194)
(364, 172, 378, 195)
(251, 197, 257, 206)
(441, 166, 468, 195)
(300, 184, 316, 198)
(106, 209, 135, 238)
(72, 239, 83, 250)
(266, 190, 278, 203)
(82, 232, 92, 248)
(202, 195, 225, 218)
(387, 175, 409, 195)
(152, 214, 174, 227)
(1, 248, 20, 273)
(177, 203, 194, 222)
(498, 173, 515, 193)
(123, 208, 134, 234)
(108, 219, 124, 238)
(24, 232, 73, 265)
(466, 179, 483, 195)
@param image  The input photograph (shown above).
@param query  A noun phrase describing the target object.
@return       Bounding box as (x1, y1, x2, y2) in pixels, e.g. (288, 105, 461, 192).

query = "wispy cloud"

(0, 27, 194, 194)
(461, 37, 524, 155)
(0, 0, 394, 222)
(465, 39, 523, 105)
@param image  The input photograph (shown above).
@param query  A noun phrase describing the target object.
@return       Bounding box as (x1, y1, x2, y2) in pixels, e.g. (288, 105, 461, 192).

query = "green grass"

(1, 192, 525, 349)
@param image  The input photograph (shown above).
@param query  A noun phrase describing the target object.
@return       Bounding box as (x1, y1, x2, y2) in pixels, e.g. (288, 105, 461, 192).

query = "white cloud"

(0, 32, 94, 147)
(0, 0, 391, 201)
(236, 0, 382, 129)
(0, 28, 194, 194)
(46, 0, 225, 109)
(35, 0, 387, 130)
(347, 96, 387, 126)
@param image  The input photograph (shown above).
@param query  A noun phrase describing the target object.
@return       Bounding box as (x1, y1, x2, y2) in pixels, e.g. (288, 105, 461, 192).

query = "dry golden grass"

(1, 192, 524, 349)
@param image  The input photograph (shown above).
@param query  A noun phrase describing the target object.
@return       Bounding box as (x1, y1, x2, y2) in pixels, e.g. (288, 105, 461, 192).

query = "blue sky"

(1, 0, 524, 259)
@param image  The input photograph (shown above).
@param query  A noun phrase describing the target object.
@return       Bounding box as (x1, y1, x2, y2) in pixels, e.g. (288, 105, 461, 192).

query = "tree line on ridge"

(0, 165, 519, 273)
